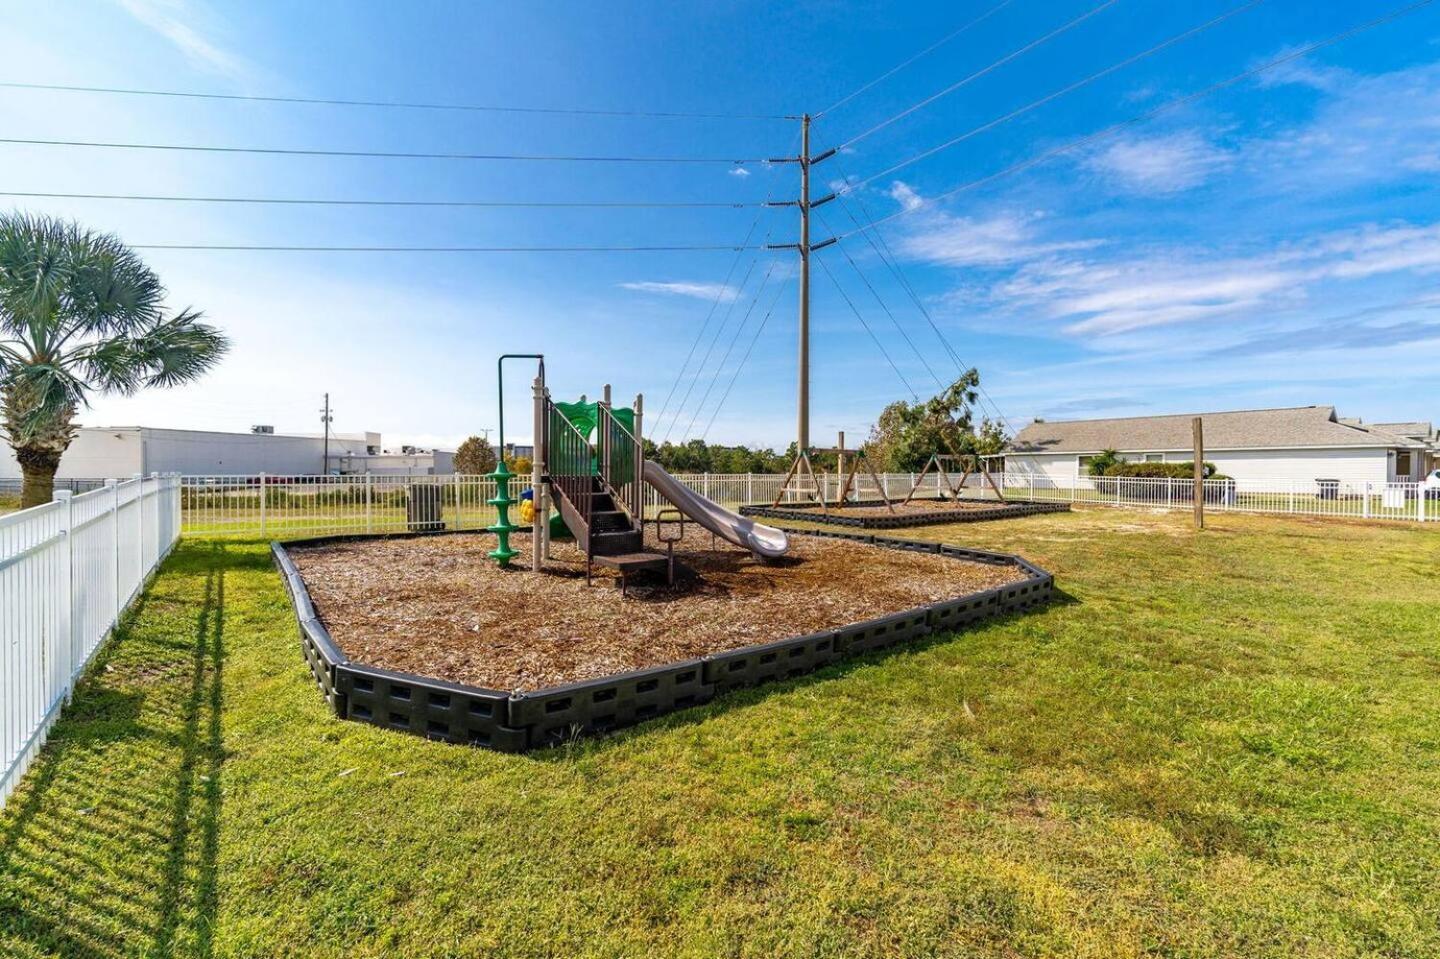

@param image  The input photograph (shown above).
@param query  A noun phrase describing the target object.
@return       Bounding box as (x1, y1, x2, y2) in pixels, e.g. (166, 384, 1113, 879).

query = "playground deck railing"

(544, 399, 596, 536)
(158, 470, 1438, 538)
(597, 404, 644, 523)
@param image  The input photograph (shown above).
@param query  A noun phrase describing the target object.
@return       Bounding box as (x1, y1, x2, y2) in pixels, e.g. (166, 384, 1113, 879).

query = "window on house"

(1396, 451, 1412, 476)
(1144, 453, 1163, 462)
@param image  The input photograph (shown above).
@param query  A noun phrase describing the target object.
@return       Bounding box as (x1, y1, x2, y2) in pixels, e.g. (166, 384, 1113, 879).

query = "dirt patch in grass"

(289, 529, 1025, 691)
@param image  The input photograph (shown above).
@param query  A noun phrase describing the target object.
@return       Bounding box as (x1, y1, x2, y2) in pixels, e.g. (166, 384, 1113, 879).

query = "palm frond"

(131, 310, 230, 390)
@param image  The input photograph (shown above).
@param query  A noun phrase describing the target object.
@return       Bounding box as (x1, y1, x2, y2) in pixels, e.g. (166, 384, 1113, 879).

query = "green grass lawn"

(2, 510, 1439, 958)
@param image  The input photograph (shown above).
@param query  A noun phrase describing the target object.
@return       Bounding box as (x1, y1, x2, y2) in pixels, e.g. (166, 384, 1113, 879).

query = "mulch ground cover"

(289, 528, 1024, 691)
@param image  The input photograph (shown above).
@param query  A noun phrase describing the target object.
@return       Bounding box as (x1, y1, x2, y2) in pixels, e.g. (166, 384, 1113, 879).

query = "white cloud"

(113, 0, 251, 81)
(1086, 131, 1232, 195)
(618, 280, 738, 302)
(727, 168, 751, 178)
(886, 182, 1100, 268)
(994, 222, 1440, 337)
(888, 181, 925, 212)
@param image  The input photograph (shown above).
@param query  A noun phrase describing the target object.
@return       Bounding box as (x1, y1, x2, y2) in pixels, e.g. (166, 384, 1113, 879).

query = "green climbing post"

(487, 459, 519, 566)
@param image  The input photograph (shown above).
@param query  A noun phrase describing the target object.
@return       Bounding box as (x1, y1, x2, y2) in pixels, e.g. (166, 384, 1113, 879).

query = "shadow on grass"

(0, 542, 228, 959)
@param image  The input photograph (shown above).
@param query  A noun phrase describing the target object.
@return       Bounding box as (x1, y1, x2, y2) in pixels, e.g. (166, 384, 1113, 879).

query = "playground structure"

(490, 355, 790, 590)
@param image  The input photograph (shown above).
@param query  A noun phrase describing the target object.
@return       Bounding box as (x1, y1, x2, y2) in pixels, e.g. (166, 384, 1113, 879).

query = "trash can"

(1315, 478, 1340, 500)
(407, 483, 445, 532)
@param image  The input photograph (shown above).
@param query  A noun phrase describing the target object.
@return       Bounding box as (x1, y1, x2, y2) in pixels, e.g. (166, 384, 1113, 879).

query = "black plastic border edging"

(271, 526, 1055, 753)
(738, 497, 1070, 529)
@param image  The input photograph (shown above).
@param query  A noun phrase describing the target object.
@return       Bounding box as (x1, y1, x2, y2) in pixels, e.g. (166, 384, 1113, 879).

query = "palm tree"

(0, 213, 229, 507)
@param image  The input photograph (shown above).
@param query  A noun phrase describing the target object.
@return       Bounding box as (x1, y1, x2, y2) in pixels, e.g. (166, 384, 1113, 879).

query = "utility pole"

(319, 393, 333, 475)
(768, 114, 836, 456)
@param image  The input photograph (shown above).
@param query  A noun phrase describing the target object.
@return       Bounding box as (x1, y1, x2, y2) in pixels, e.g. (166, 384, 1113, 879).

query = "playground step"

(590, 550, 678, 596)
(590, 551, 670, 573)
(590, 509, 631, 534)
(589, 529, 642, 557)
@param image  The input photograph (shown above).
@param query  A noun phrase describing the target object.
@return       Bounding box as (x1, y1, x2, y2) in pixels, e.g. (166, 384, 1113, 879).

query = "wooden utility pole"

(798, 114, 810, 453)
(767, 115, 836, 457)
(1192, 416, 1205, 530)
(319, 392, 333, 475)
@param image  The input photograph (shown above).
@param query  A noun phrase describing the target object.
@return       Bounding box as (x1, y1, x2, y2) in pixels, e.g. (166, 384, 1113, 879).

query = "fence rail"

(1, 473, 181, 809)
(167, 470, 1438, 538)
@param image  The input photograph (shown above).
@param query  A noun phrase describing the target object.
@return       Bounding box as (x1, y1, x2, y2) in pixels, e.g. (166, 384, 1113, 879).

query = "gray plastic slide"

(643, 460, 790, 558)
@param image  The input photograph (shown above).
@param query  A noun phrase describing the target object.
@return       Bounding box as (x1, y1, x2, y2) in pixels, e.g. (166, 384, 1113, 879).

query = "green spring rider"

(486, 458, 519, 567)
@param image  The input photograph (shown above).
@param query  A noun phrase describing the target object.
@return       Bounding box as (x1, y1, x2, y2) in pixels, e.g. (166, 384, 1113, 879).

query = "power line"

(652, 127, 798, 440)
(0, 190, 764, 209)
(681, 258, 781, 440)
(831, 184, 1018, 436)
(831, 0, 1437, 244)
(0, 136, 766, 166)
(0, 80, 794, 121)
(649, 218, 771, 439)
(814, 207, 943, 388)
(129, 243, 766, 253)
(659, 254, 767, 443)
(701, 277, 794, 442)
(816, 0, 1015, 118)
(838, 0, 1264, 194)
(835, 0, 1121, 151)
(815, 253, 918, 400)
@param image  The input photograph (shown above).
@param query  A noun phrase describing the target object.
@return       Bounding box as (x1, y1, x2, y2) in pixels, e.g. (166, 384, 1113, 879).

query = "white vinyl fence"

(174, 469, 1435, 537)
(998, 472, 1436, 523)
(1, 473, 181, 808)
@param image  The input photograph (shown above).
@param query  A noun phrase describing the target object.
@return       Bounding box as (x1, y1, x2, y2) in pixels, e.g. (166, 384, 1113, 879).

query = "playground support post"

(532, 374, 547, 570)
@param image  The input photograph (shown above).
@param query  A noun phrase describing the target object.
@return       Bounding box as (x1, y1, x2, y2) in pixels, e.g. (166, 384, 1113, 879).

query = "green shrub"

(1087, 449, 1123, 476)
(1103, 461, 1229, 480)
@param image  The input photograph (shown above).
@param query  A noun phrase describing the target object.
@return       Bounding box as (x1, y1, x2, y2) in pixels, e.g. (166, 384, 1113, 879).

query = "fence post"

(1363, 483, 1370, 519)
(1419, 486, 1425, 523)
(52, 489, 74, 690)
(105, 479, 120, 624)
(365, 472, 373, 533)
(132, 474, 143, 598)
(704, 472, 710, 499)
(747, 472, 753, 504)
(258, 472, 267, 537)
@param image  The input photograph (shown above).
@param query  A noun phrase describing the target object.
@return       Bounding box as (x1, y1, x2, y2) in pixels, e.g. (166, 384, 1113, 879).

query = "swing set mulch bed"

(273, 526, 1055, 751)
(740, 496, 1072, 529)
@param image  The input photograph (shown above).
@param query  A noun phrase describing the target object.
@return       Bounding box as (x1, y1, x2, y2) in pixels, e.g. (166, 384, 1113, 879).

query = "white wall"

(1, 426, 377, 478)
(1008, 447, 1397, 488)
(0, 428, 144, 479)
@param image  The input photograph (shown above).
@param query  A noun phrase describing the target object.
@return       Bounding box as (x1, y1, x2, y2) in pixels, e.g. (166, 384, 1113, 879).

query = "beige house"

(1008, 406, 1432, 488)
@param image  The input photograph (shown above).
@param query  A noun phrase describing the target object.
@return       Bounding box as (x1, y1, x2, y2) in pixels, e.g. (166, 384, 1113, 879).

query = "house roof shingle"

(1011, 406, 1428, 455)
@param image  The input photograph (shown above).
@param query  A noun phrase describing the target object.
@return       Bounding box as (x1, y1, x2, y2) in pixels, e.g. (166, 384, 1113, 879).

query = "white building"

(1007, 406, 1434, 488)
(0, 426, 454, 478)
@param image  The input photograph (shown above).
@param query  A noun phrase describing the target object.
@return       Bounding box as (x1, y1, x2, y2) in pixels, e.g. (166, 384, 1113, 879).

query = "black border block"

(299, 616, 346, 711)
(509, 660, 715, 746)
(336, 663, 527, 752)
(272, 526, 1056, 753)
(702, 630, 841, 693)
(836, 608, 932, 655)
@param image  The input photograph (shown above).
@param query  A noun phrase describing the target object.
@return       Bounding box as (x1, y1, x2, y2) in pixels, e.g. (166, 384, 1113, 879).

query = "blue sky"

(3, 0, 1438, 451)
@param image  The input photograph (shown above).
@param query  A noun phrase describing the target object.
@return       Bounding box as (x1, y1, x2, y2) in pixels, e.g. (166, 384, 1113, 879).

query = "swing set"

(901, 453, 1006, 505)
(771, 432, 895, 514)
